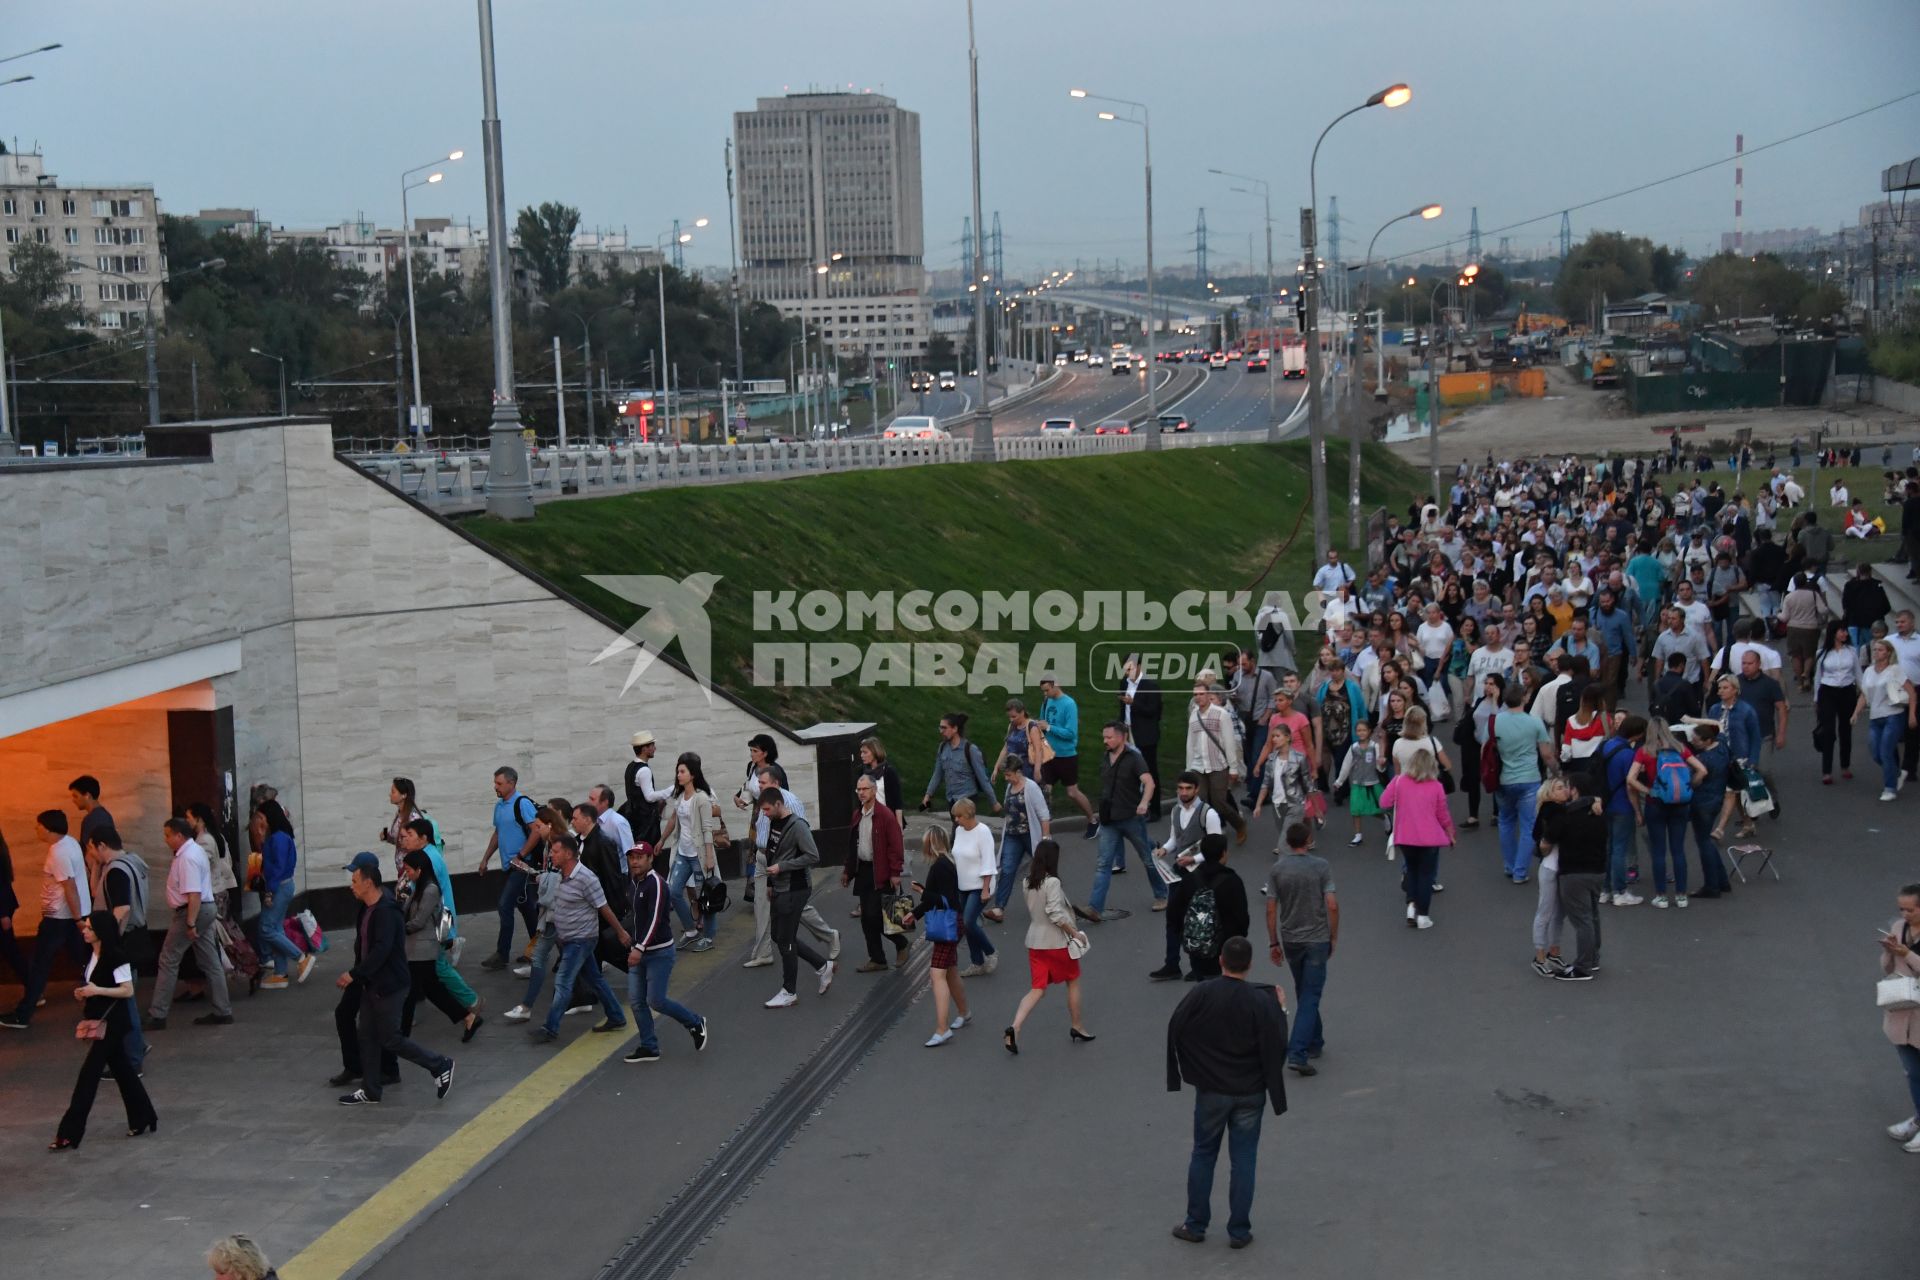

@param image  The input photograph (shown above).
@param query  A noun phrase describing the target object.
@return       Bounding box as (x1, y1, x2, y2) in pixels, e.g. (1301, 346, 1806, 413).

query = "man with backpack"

(1150, 773, 1225, 981)
(1265, 822, 1338, 1077)
(477, 766, 542, 972)
(1175, 833, 1248, 982)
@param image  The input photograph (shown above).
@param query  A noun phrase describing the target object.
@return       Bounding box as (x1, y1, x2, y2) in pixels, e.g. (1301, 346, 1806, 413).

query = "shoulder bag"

(923, 905, 960, 944)
(1067, 929, 1091, 960)
(1878, 974, 1920, 1011)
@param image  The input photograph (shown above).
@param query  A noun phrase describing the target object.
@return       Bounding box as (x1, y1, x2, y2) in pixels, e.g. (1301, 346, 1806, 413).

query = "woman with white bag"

(1880, 884, 1920, 1154)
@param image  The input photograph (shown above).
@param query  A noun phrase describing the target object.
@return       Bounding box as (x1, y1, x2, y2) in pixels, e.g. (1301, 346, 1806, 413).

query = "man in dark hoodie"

(1544, 778, 1609, 981)
(335, 854, 455, 1106)
(1170, 833, 1248, 982)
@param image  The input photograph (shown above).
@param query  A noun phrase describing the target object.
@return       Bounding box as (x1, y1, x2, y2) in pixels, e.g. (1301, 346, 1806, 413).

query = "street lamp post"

(966, 0, 994, 462)
(1347, 202, 1441, 546)
(83, 257, 225, 426)
(1211, 168, 1277, 434)
(1426, 267, 1476, 501)
(249, 347, 288, 417)
(1073, 88, 1159, 449)
(475, 0, 533, 519)
(653, 220, 707, 441)
(1303, 82, 1411, 561)
(400, 150, 463, 442)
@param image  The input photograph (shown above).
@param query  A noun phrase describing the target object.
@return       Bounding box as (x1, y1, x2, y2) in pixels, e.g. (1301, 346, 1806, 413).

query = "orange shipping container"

(1437, 372, 1492, 406)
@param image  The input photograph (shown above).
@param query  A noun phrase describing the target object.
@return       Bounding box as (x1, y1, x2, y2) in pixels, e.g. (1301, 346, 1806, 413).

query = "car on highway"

(908, 370, 934, 392)
(1245, 352, 1269, 372)
(882, 415, 952, 441)
(1071, 350, 1089, 363)
(1155, 412, 1193, 433)
(1184, 349, 1208, 363)
(1092, 419, 1132, 435)
(1053, 352, 1069, 367)
(936, 370, 957, 390)
(1207, 351, 1229, 369)
(1087, 353, 1105, 367)
(1110, 355, 1131, 374)
(1226, 348, 1243, 361)
(1039, 418, 1080, 436)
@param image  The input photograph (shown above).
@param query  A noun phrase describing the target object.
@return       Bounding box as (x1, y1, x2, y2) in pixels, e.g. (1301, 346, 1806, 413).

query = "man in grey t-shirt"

(1264, 822, 1338, 1076)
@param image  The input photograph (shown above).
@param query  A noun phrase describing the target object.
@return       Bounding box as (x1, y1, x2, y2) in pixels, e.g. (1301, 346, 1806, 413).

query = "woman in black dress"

(51, 910, 157, 1150)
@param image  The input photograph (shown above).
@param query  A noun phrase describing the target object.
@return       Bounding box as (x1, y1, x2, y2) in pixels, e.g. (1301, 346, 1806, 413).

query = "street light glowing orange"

(1419, 204, 1443, 220)
(1380, 84, 1411, 108)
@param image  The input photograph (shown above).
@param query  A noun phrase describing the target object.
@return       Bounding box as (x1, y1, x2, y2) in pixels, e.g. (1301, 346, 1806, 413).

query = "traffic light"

(1294, 292, 1306, 329)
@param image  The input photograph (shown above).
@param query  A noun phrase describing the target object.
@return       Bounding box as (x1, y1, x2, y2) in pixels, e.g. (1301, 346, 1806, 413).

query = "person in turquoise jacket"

(1038, 679, 1098, 834)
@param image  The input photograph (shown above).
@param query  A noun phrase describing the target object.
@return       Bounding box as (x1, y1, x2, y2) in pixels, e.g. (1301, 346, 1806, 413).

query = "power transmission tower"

(991, 211, 1003, 285)
(1468, 207, 1481, 263)
(1195, 207, 1209, 285)
(962, 217, 974, 284)
(1559, 211, 1572, 260)
(672, 218, 685, 270)
(1497, 235, 1511, 260)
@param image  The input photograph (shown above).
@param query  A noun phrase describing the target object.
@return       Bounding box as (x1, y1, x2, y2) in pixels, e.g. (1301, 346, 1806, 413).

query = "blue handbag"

(923, 906, 959, 944)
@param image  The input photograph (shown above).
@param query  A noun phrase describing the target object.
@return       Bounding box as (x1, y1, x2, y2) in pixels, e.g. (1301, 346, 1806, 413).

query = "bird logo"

(585, 572, 723, 700)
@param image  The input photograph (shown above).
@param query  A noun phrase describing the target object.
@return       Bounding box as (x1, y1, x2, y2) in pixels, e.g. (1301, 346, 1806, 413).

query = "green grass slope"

(468, 441, 1423, 790)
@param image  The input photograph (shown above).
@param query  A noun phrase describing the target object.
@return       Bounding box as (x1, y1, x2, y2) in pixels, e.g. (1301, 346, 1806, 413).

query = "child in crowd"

(1330, 719, 1385, 848)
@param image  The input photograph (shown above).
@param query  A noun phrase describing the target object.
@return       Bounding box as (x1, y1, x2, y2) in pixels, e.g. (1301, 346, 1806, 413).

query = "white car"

(1087, 353, 1106, 367)
(1054, 352, 1069, 367)
(1040, 418, 1080, 436)
(936, 370, 958, 390)
(883, 415, 951, 441)
(1207, 351, 1229, 369)
(1110, 356, 1131, 374)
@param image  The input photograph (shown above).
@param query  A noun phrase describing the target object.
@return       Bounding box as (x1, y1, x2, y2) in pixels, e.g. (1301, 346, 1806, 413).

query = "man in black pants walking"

(1545, 781, 1608, 982)
(759, 790, 832, 1009)
(335, 854, 455, 1106)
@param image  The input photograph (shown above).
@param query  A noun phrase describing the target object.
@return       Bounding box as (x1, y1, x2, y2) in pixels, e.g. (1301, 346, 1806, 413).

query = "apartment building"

(1, 146, 164, 332)
(734, 91, 929, 359)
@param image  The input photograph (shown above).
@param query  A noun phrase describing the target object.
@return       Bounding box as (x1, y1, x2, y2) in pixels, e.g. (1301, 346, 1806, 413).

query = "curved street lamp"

(399, 149, 463, 438)
(1072, 87, 1162, 448)
(1347, 201, 1442, 544)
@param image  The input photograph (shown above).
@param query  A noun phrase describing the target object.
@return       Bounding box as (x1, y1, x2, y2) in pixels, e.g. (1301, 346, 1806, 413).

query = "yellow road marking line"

(279, 937, 732, 1280)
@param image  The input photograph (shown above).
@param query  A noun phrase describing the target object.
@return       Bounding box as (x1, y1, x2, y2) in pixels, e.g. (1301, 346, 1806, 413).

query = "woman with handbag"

(1880, 884, 1920, 1154)
(906, 828, 971, 1047)
(50, 910, 157, 1150)
(1853, 640, 1917, 802)
(1003, 839, 1092, 1054)
(1379, 748, 1455, 930)
(659, 754, 728, 952)
(397, 851, 481, 1044)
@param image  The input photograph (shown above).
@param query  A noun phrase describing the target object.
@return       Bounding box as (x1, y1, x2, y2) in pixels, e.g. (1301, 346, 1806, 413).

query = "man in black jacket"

(572, 803, 632, 977)
(1166, 936, 1289, 1250)
(1544, 780, 1608, 981)
(1170, 834, 1249, 980)
(1121, 655, 1165, 821)
(335, 854, 455, 1106)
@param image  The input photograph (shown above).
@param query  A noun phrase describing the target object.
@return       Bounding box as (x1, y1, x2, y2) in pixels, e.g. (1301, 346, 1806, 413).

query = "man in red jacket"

(844, 775, 908, 972)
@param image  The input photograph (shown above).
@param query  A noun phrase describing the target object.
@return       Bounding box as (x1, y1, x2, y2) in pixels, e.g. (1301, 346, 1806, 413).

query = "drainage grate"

(595, 949, 930, 1280)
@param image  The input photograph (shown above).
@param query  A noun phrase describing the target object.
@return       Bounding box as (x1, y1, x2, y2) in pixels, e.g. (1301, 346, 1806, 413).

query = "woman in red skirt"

(909, 829, 971, 1047)
(1004, 839, 1094, 1054)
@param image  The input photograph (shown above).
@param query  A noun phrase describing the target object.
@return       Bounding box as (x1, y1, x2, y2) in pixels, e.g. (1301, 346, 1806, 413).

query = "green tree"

(1685, 252, 1828, 323)
(926, 331, 957, 369)
(514, 202, 582, 296)
(1552, 231, 1684, 324)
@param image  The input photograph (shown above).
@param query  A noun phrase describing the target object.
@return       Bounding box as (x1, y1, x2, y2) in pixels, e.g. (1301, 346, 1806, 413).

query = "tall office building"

(734, 91, 928, 360)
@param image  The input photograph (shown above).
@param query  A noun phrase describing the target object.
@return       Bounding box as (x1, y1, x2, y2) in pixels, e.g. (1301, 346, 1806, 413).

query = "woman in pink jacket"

(1882, 883, 1920, 1153)
(1380, 748, 1456, 931)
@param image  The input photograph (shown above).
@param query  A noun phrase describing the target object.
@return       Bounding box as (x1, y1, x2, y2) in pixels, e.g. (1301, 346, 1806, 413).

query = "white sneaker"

(1431, 882, 1445, 893)
(1881, 788, 1898, 802)
(958, 964, 986, 978)
(1385, 846, 1396, 860)
(950, 1014, 969, 1031)
(1612, 892, 1644, 906)
(827, 929, 842, 961)
(1906, 1132, 1920, 1155)
(764, 989, 798, 1009)
(983, 953, 997, 974)
(1652, 895, 1670, 909)
(741, 956, 775, 968)
(925, 1030, 953, 1047)
(817, 960, 836, 995)
(502, 1004, 532, 1023)
(1889, 1116, 1920, 1142)
(1349, 832, 1364, 846)
(1674, 894, 1689, 909)
(511, 964, 532, 978)
(1407, 903, 1417, 921)
(1416, 916, 1434, 930)
(1599, 891, 1612, 905)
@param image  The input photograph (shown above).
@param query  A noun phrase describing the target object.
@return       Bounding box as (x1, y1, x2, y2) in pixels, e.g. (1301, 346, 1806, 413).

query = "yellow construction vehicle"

(1590, 351, 1620, 389)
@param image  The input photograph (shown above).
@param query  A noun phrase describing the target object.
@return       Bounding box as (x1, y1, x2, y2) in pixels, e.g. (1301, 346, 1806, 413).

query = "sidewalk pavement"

(0, 905, 747, 1280)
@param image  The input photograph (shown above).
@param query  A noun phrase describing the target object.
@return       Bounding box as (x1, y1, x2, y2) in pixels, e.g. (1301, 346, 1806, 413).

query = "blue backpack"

(1650, 747, 1694, 805)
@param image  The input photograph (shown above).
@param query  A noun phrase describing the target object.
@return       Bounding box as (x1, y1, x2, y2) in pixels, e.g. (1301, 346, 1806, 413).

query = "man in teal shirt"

(1038, 679, 1098, 836)
(1625, 541, 1667, 617)
(1492, 685, 1556, 885)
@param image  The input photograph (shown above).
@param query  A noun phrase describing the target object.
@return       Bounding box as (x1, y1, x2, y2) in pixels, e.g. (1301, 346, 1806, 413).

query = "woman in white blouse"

(51, 910, 157, 1150)
(1811, 621, 1861, 785)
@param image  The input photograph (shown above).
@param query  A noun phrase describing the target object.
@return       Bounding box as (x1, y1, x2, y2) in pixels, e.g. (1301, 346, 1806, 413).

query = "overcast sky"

(8, 0, 1917, 278)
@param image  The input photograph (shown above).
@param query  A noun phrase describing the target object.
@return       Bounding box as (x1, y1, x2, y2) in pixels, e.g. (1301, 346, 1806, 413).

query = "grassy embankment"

(469, 441, 1425, 788)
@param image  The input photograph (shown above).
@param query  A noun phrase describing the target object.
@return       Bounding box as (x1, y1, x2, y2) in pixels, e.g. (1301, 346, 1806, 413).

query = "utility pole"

(725, 137, 746, 437)
(1302, 203, 1330, 560)
(476, 0, 534, 519)
(552, 334, 568, 449)
(392, 325, 404, 439)
(965, 0, 994, 461)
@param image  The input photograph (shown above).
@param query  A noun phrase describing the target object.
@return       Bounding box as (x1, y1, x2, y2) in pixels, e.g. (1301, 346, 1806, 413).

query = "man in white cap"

(622, 730, 671, 848)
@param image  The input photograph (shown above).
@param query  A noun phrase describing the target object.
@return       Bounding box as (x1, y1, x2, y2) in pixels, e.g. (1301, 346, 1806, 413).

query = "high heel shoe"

(1003, 1026, 1019, 1055)
(1069, 1028, 1096, 1043)
(48, 1136, 80, 1152)
(128, 1119, 158, 1138)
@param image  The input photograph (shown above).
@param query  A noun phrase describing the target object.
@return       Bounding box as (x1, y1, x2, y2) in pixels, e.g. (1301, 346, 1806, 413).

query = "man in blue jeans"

(621, 843, 707, 1063)
(1087, 722, 1161, 921)
(529, 834, 629, 1044)
(1166, 936, 1289, 1250)
(1266, 821, 1337, 1074)
(1492, 686, 1556, 883)
(1595, 719, 1647, 905)
(476, 766, 541, 971)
